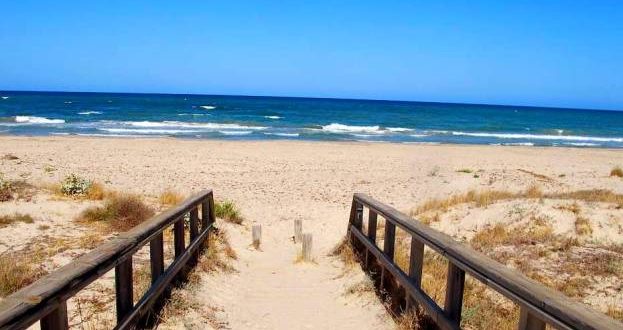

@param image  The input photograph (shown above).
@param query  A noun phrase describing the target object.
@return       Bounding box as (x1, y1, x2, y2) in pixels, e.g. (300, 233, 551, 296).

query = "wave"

(409, 134, 428, 138)
(219, 130, 252, 136)
(564, 142, 600, 147)
(264, 116, 282, 119)
(449, 131, 623, 143)
(99, 128, 200, 134)
(13, 116, 65, 124)
(321, 123, 384, 134)
(1, 96, 8, 100)
(78, 111, 102, 115)
(178, 113, 207, 116)
(200, 105, 216, 110)
(123, 121, 266, 130)
(78, 133, 165, 138)
(387, 127, 413, 132)
(64, 101, 72, 104)
(264, 132, 299, 137)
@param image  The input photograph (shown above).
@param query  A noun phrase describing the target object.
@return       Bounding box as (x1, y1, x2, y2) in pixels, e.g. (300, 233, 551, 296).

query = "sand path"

(198, 222, 392, 329)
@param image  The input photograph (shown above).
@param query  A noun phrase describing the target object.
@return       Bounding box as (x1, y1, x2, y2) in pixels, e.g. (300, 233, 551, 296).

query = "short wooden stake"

(302, 233, 313, 261)
(294, 219, 302, 243)
(252, 224, 262, 249)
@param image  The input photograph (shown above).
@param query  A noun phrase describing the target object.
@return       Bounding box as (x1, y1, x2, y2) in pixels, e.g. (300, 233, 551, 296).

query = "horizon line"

(1, 88, 621, 113)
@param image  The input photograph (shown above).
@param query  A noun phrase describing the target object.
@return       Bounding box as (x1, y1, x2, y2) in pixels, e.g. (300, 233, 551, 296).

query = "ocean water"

(1, 91, 622, 148)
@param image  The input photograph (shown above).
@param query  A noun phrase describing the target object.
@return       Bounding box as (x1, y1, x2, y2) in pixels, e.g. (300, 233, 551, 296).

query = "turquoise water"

(1, 91, 622, 148)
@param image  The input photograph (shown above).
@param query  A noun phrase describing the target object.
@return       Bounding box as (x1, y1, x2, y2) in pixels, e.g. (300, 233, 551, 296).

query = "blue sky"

(1, 1, 622, 110)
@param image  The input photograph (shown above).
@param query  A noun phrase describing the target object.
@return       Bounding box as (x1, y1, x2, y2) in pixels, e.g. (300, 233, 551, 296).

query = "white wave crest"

(99, 128, 199, 134)
(78, 111, 102, 115)
(200, 105, 216, 110)
(450, 131, 623, 143)
(264, 116, 282, 119)
(219, 130, 252, 136)
(321, 123, 383, 134)
(14, 116, 65, 124)
(1, 96, 8, 100)
(124, 121, 266, 130)
(264, 132, 299, 137)
(387, 127, 413, 132)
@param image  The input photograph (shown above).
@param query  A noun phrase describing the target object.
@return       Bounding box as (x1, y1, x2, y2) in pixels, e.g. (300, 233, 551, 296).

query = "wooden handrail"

(0, 189, 216, 330)
(349, 193, 621, 330)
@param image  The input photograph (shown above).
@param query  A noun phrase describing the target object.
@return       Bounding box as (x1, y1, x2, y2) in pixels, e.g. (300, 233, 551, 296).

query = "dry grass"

(159, 189, 183, 206)
(413, 186, 623, 217)
(78, 194, 154, 231)
(574, 216, 593, 236)
(196, 228, 237, 274)
(214, 200, 244, 224)
(0, 213, 34, 228)
(330, 237, 360, 270)
(0, 252, 47, 297)
(611, 167, 623, 178)
(85, 182, 106, 200)
(344, 278, 375, 296)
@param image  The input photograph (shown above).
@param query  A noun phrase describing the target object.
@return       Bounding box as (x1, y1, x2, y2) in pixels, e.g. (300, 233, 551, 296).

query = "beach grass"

(214, 200, 243, 224)
(78, 194, 154, 231)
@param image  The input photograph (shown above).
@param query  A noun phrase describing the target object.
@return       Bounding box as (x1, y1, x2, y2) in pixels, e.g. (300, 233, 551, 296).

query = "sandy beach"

(1, 136, 622, 328)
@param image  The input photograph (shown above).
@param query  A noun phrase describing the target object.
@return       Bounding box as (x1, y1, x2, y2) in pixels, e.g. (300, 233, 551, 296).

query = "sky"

(1, 1, 622, 110)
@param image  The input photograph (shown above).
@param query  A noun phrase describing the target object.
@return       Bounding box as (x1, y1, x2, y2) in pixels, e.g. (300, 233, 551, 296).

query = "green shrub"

(215, 200, 243, 224)
(60, 174, 92, 196)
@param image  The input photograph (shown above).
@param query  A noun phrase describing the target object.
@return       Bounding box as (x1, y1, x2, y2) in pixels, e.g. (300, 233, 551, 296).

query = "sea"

(1, 91, 622, 148)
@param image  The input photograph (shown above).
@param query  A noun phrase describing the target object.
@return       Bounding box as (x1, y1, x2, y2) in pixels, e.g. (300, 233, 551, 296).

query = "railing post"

(115, 257, 133, 323)
(174, 218, 185, 258)
(518, 307, 546, 330)
(444, 262, 465, 325)
(201, 199, 209, 231)
(383, 221, 396, 261)
(368, 210, 377, 242)
(406, 236, 424, 310)
(149, 233, 164, 284)
(365, 210, 378, 269)
(40, 302, 68, 330)
(189, 207, 199, 241)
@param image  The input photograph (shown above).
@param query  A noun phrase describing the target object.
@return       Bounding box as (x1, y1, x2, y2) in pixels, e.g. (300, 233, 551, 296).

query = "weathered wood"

(350, 227, 458, 330)
(252, 224, 262, 249)
(201, 200, 210, 230)
(173, 218, 185, 258)
(354, 203, 363, 230)
(351, 193, 622, 330)
(115, 257, 133, 323)
(518, 307, 546, 330)
(294, 219, 303, 243)
(302, 233, 313, 261)
(444, 262, 465, 325)
(189, 208, 199, 241)
(40, 302, 68, 330)
(150, 233, 164, 285)
(383, 221, 396, 261)
(367, 210, 378, 243)
(406, 235, 424, 310)
(0, 190, 215, 330)
(118, 222, 213, 329)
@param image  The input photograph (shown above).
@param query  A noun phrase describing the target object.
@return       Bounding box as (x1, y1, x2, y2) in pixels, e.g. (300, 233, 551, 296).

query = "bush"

(0, 213, 34, 228)
(0, 255, 46, 297)
(0, 174, 11, 202)
(60, 174, 92, 196)
(611, 167, 623, 178)
(214, 200, 243, 224)
(79, 194, 154, 231)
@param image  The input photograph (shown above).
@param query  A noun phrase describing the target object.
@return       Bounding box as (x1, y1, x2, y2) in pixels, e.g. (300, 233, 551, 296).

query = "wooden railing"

(348, 193, 620, 330)
(0, 189, 216, 330)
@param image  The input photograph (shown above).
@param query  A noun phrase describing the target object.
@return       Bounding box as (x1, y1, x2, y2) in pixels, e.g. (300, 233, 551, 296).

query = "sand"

(1, 136, 622, 329)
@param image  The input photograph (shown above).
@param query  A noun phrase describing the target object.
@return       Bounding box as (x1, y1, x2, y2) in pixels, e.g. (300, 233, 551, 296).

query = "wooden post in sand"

(302, 233, 312, 261)
(294, 219, 302, 243)
(252, 224, 262, 249)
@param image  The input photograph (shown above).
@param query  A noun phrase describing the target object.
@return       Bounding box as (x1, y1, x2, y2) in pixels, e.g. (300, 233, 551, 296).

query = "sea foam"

(124, 121, 266, 130)
(78, 111, 102, 115)
(321, 123, 384, 134)
(450, 131, 623, 143)
(14, 116, 65, 124)
(200, 105, 216, 110)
